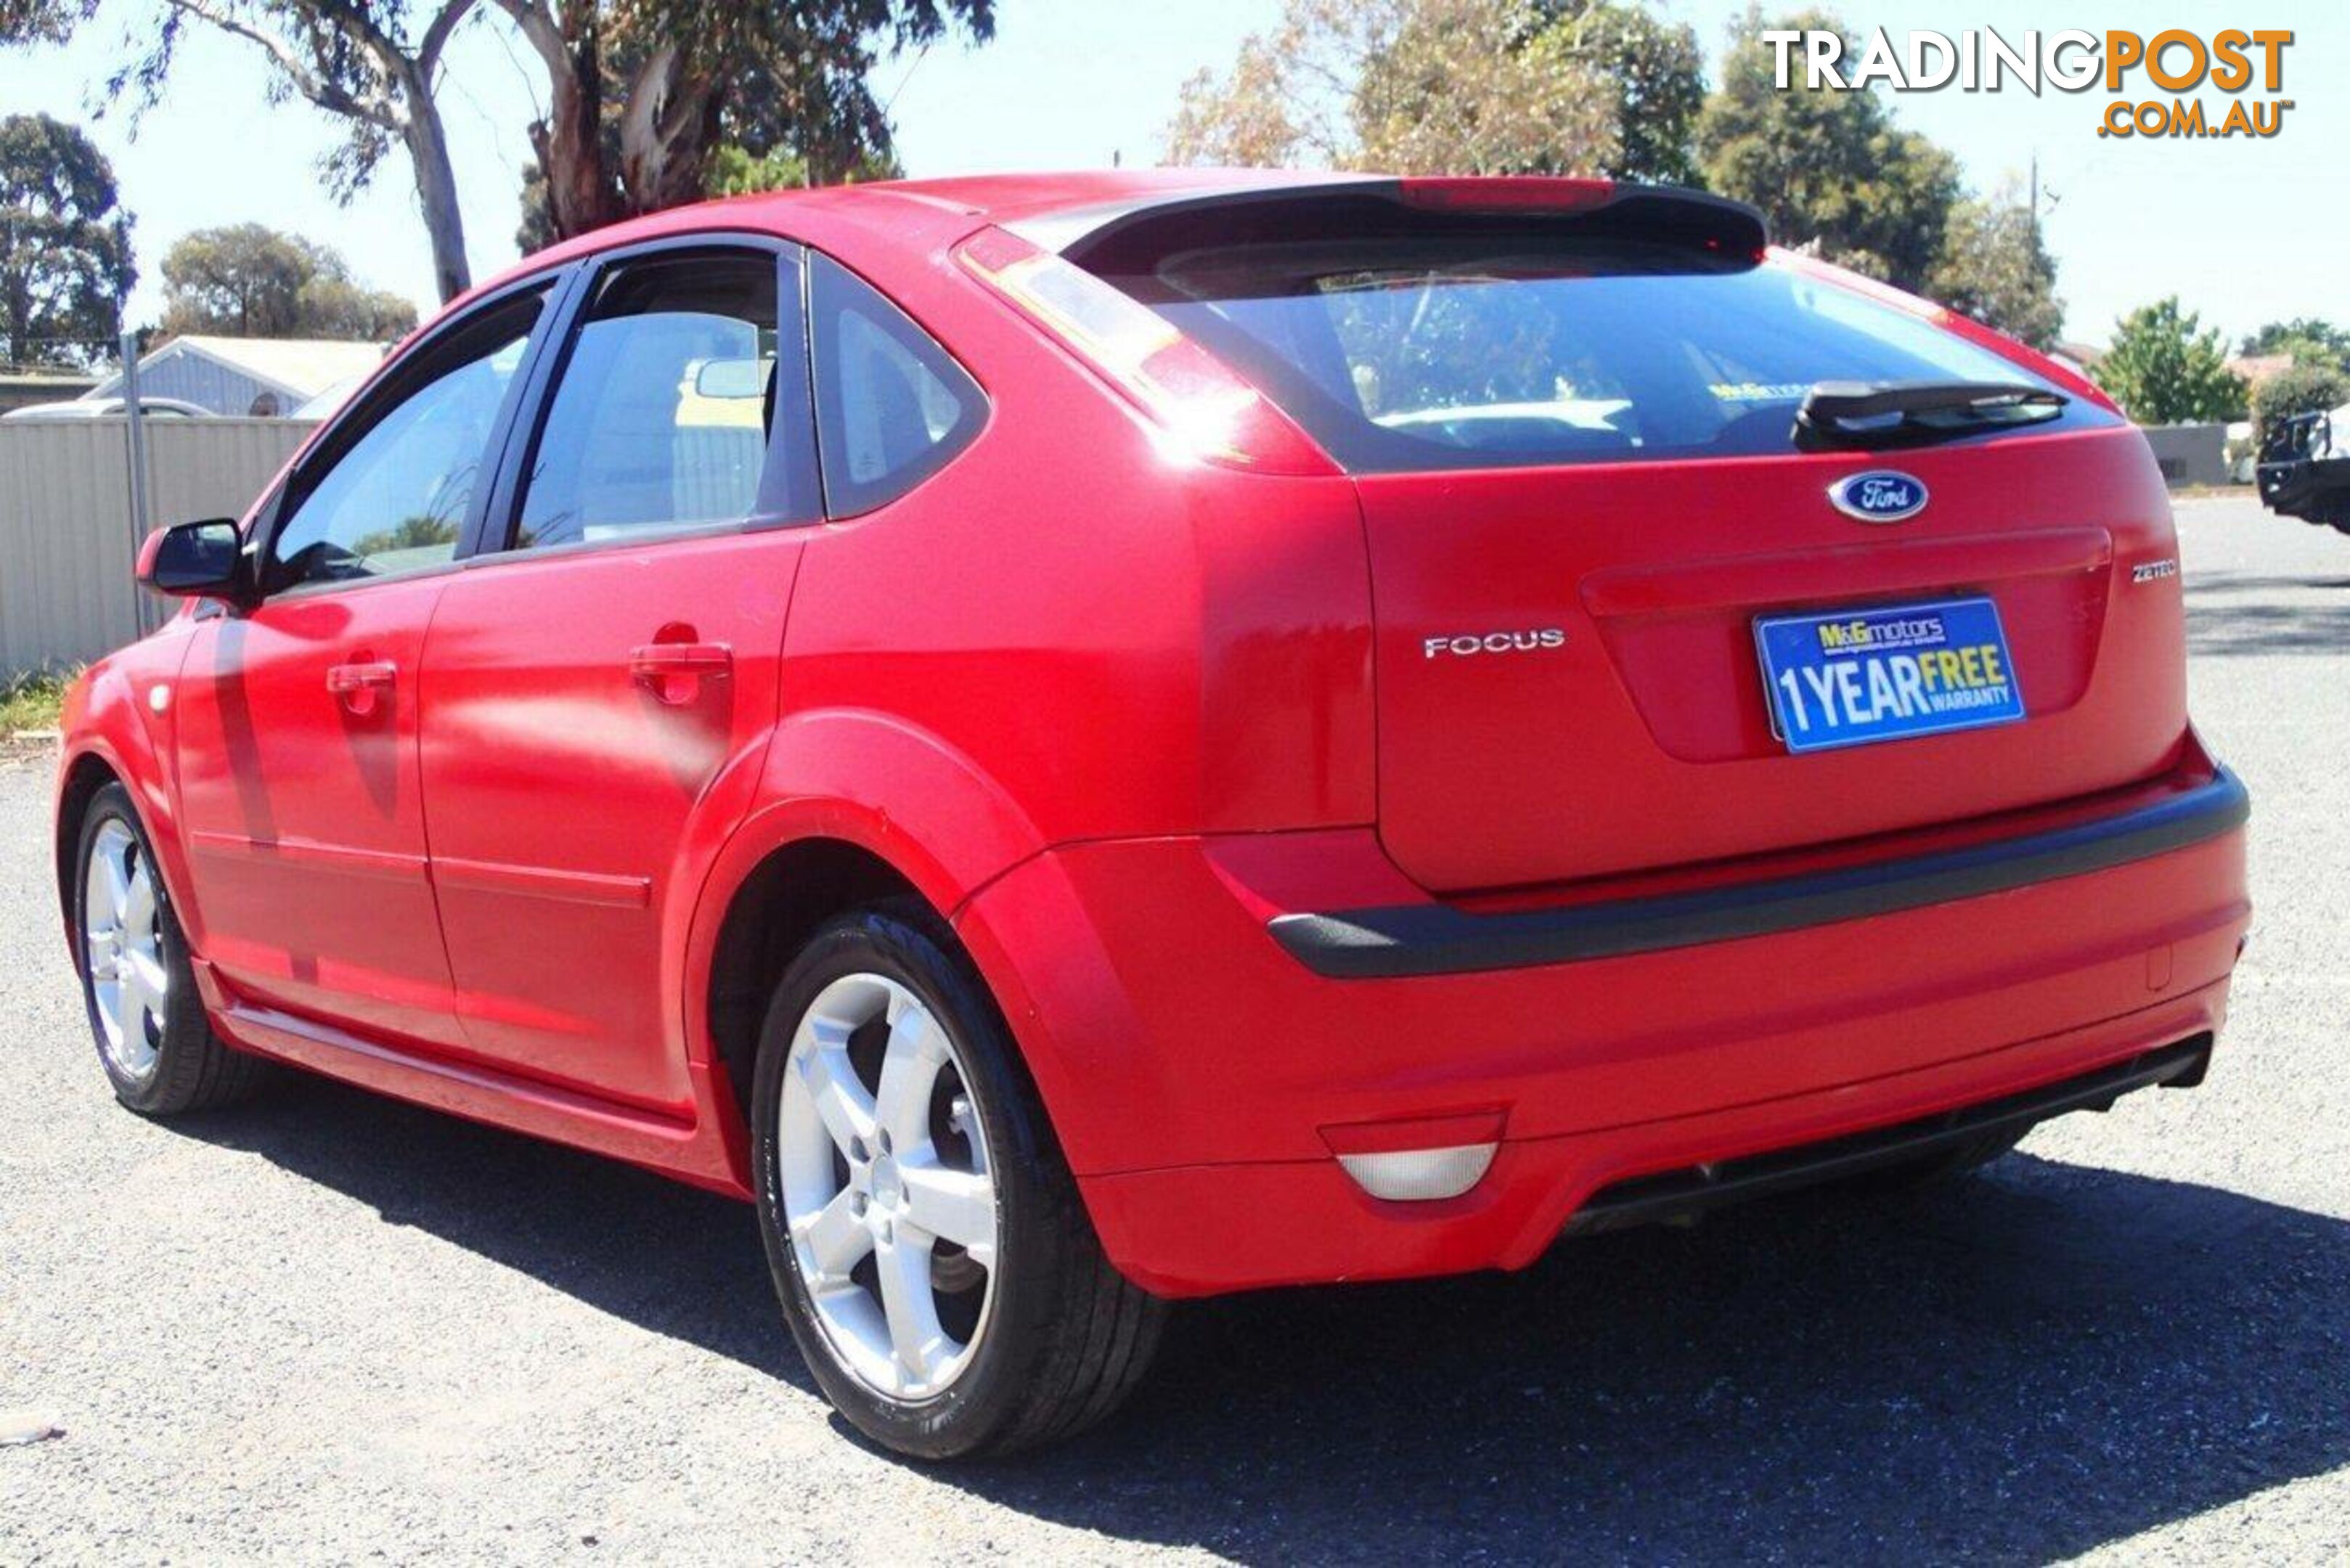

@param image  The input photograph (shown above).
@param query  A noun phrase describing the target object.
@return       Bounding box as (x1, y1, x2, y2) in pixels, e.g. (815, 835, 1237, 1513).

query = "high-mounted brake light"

(1395, 176, 1616, 213)
(1400, 178, 1767, 260)
(954, 227, 1338, 476)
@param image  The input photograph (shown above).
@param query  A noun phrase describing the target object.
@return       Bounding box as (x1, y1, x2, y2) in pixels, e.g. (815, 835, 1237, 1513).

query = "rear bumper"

(953, 761, 2251, 1298)
(1078, 999, 2229, 1296)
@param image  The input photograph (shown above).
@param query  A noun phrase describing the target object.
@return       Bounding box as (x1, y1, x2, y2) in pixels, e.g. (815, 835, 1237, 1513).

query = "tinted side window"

(809, 255, 984, 516)
(515, 250, 801, 551)
(269, 290, 543, 590)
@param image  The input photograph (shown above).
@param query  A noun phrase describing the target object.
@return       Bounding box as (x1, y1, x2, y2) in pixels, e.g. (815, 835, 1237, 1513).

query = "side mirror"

(693, 357, 769, 399)
(136, 518, 247, 602)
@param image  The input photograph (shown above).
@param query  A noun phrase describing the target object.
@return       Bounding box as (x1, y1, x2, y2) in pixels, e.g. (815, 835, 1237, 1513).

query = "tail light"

(953, 226, 1337, 476)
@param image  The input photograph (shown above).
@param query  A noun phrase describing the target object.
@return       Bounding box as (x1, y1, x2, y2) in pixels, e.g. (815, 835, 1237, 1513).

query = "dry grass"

(0, 671, 72, 736)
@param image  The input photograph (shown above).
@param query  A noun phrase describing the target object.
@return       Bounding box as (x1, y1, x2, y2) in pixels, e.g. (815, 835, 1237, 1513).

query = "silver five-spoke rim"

(84, 817, 167, 1080)
(779, 973, 999, 1401)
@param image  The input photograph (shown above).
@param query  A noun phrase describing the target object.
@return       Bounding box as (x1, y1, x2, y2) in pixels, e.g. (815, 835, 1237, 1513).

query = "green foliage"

(1170, 0, 2078, 345)
(707, 144, 901, 197)
(1529, 0, 1705, 184)
(8, 1, 1000, 300)
(0, 113, 135, 371)
(348, 513, 458, 560)
(1164, 0, 1701, 181)
(708, 146, 816, 198)
(521, 140, 904, 253)
(4, 0, 484, 300)
(1351, 0, 1617, 174)
(1928, 187, 2063, 350)
(2251, 362, 2350, 441)
(1329, 274, 1561, 415)
(1165, 21, 1307, 168)
(2239, 317, 2350, 368)
(1695, 9, 2069, 340)
(1696, 6, 1959, 294)
(515, 163, 558, 257)
(0, 669, 70, 734)
(520, 0, 993, 246)
(160, 224, 416, 342)
(2095, 298, 2249, 425)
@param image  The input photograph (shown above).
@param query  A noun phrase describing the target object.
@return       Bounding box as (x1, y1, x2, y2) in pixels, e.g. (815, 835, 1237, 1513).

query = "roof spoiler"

(1016, 176, 1768, 272)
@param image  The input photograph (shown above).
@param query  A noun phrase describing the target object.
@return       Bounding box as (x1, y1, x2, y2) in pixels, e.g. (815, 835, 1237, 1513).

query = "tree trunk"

(401, 91, 473, 302)
(4, 276, 28, 369)
(616, 46, 717, 216)
(536, 4, 627, 242)
(2, 214, 26, 367)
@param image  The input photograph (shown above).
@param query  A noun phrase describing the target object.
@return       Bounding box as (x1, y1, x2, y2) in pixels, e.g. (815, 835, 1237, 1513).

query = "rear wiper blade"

(1795, 380, 2069, 451)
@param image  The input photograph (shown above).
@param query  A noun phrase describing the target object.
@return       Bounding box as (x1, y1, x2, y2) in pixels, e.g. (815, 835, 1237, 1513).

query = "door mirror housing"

(136, 518, 249, 603)
(693, 356, 768, 400)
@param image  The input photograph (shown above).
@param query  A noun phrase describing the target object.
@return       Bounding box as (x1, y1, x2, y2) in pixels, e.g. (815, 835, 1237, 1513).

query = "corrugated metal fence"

(0, 418, 314, 677)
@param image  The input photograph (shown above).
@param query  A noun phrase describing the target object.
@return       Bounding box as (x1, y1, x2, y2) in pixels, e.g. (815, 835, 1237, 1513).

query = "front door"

(175, 285, 554, 1047)
(418, 244, 819, 1115)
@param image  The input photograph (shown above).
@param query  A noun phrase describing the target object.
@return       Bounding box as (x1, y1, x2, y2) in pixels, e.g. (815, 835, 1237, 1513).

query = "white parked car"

(1, 396, 213, 421)
(290, 375, 367, 421)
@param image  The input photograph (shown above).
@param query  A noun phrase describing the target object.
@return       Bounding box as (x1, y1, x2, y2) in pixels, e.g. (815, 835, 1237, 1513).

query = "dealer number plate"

(1755, 596, 2025, 754)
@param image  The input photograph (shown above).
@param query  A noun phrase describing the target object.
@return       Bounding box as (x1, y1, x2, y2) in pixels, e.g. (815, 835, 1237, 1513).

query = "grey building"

(2139, 423, 2229, 489)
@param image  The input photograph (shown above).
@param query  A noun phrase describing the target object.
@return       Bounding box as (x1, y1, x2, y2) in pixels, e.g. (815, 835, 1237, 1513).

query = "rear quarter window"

(809, 256, 986, 517)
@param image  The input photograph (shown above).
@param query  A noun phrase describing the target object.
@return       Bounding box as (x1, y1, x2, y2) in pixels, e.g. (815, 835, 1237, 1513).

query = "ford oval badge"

(1828, 470, 1928, 523)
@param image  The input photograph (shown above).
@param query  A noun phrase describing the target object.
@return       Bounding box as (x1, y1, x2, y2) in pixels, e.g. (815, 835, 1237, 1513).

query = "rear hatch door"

(1355, 430, 2175, 891)
(1081, 181, 2179, 894)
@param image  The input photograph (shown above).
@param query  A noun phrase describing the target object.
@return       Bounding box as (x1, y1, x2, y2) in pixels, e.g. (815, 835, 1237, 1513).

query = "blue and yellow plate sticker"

(1755, 596, 2026, 754)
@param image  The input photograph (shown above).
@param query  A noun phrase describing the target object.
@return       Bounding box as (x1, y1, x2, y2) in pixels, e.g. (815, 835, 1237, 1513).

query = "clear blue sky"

(2, 0, 2341, 349)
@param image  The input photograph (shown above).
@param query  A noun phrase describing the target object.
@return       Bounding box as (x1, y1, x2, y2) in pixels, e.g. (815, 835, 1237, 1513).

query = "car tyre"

(73, 783, 270, 1116)
(751, 898, 1165, 1459)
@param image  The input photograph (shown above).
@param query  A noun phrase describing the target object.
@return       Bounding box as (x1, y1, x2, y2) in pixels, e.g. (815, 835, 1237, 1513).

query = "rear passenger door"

(417, 240, 820, 1115)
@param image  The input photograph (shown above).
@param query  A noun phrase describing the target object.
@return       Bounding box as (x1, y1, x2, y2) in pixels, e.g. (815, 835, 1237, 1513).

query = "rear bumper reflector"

(1335, 1144, 1499, 1202)
(1270, 767, 2249, 980)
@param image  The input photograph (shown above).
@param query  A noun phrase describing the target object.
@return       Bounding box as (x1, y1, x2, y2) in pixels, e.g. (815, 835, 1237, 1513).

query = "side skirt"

(196, 963, 751, 1200)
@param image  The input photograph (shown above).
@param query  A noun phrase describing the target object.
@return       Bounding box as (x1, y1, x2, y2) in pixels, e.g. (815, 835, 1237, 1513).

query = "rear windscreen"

(1096, 232, 2112, 472)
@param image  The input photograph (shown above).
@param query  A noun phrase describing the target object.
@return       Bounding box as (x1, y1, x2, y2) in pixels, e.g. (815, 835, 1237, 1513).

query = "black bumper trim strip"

(1268, 767, 2248, 980)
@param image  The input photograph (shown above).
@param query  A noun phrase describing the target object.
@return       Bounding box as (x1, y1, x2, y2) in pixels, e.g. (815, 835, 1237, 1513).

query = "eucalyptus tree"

(0, 112, 135, 369)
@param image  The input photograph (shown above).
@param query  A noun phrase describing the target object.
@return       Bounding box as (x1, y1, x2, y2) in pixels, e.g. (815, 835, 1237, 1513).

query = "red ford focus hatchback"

(57, 171, 2250, 1458)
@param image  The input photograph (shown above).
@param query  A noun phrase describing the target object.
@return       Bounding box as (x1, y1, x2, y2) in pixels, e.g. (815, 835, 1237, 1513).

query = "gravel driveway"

(4, 497, 2345, 1564)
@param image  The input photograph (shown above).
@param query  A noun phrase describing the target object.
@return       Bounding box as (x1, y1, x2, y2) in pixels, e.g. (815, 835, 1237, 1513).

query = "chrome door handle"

(325, 660, 396, 695)
(325, 658, 396, 716)
(629, 642, 731, 706)
(628, 643, 733, 677)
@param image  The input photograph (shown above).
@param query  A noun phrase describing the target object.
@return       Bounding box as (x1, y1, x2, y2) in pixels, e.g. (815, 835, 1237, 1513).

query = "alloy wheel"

(777, 972, 1000, 1401)
(83, 817, 167, 1081)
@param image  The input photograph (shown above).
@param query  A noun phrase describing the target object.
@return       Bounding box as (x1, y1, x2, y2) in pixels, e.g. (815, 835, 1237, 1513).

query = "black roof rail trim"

(1268, 767, 2248, 980)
